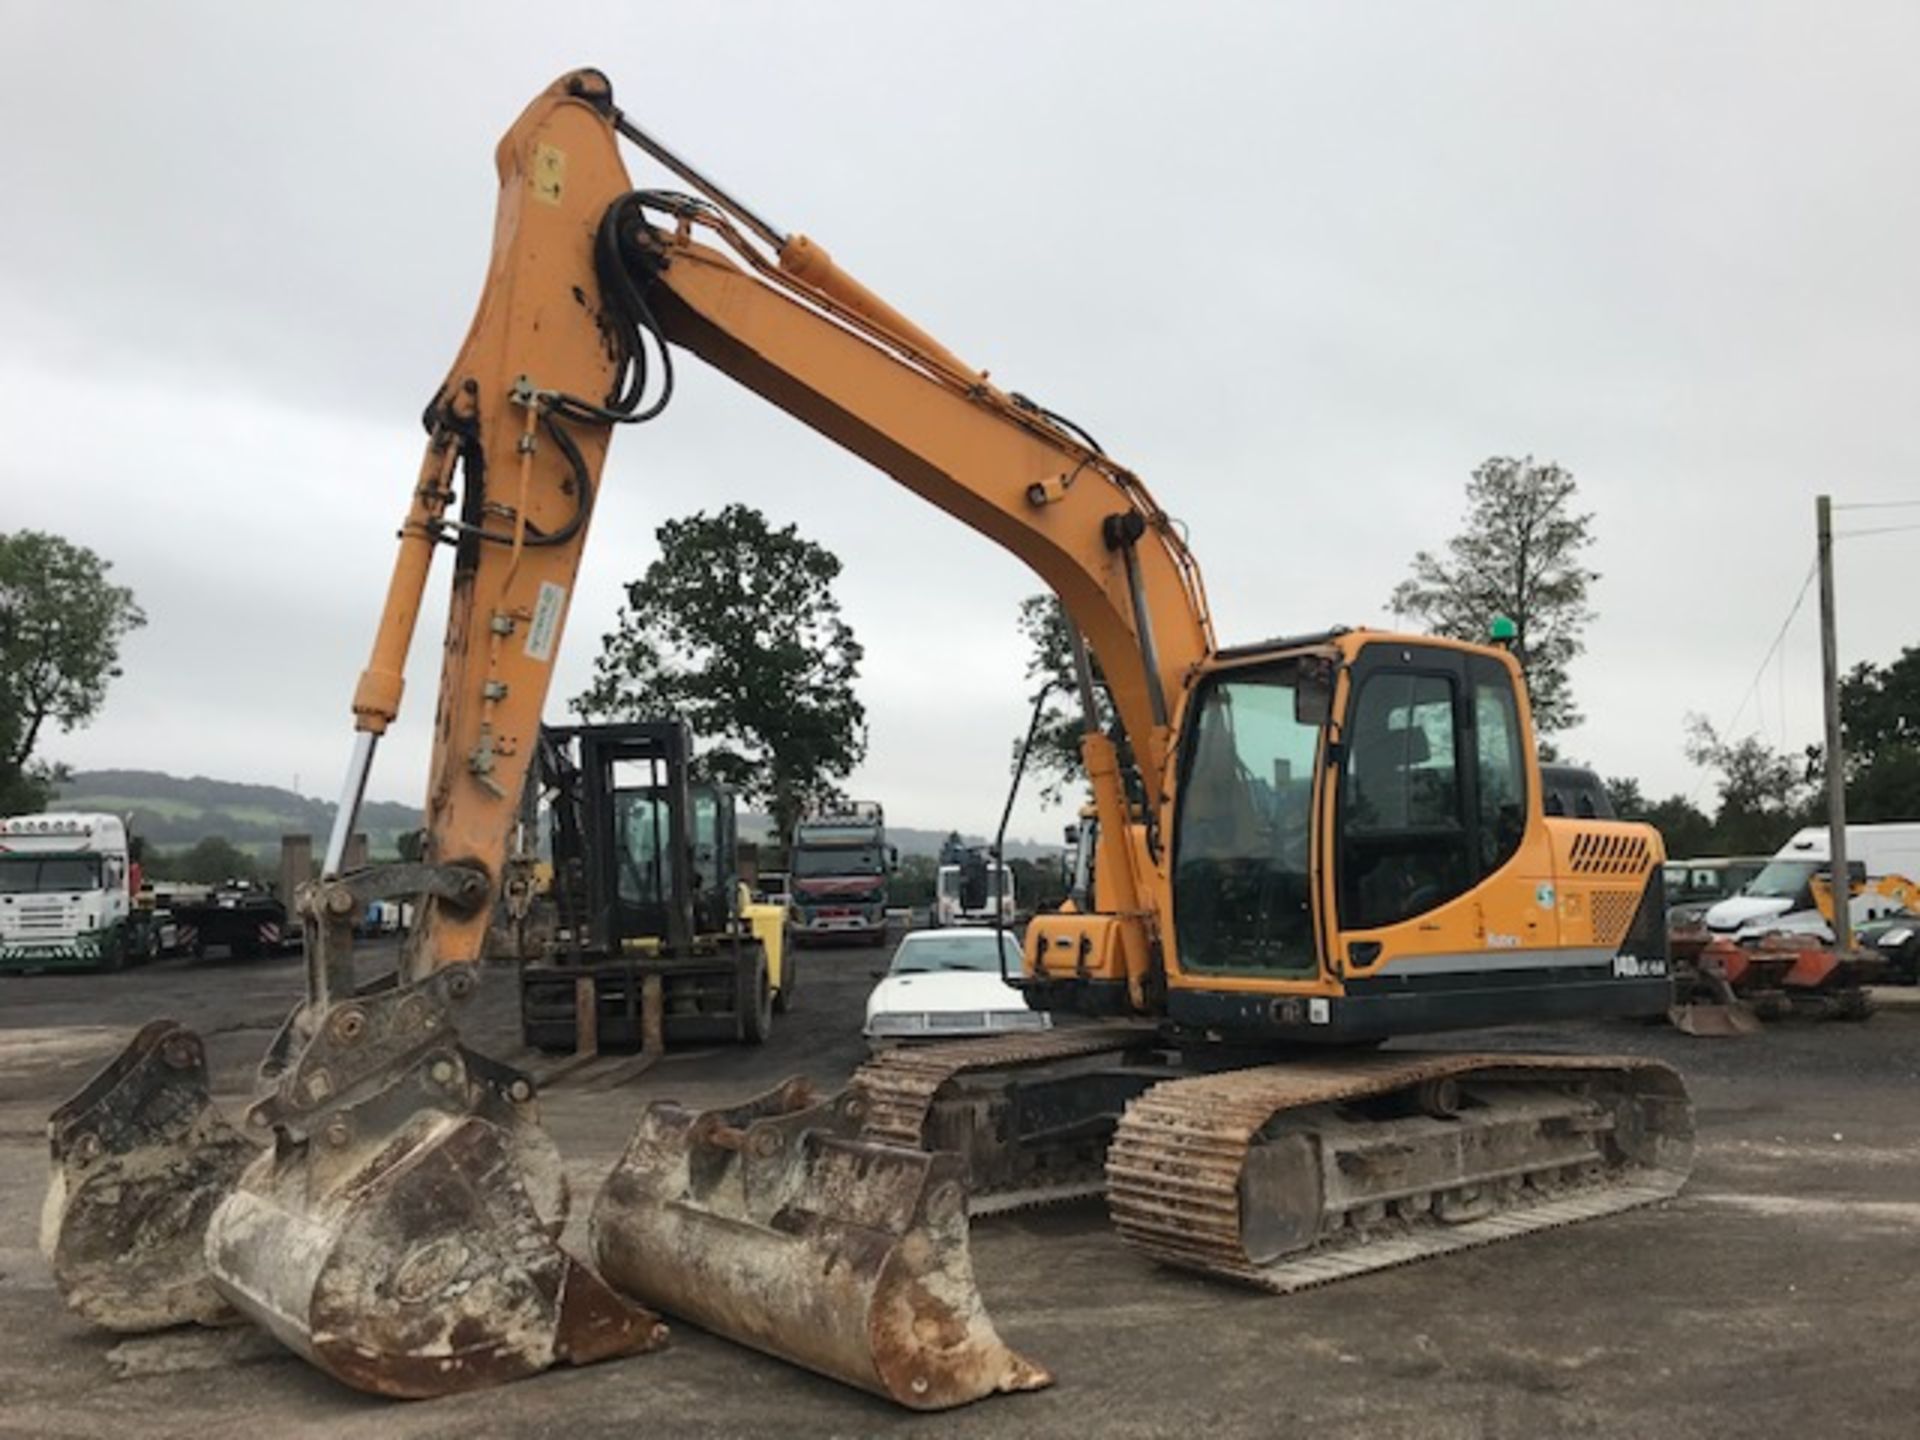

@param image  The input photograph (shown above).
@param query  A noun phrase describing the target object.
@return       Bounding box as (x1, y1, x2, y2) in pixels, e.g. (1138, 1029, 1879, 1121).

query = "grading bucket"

(591, 1078, 1051, 1411)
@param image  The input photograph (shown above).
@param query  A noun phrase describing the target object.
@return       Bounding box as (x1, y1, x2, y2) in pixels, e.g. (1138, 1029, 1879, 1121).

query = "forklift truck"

(517, 720, 781, 1052)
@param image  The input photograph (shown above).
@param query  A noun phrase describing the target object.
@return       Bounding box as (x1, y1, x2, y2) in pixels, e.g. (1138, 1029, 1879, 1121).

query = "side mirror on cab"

(1294, 653, 1334, 726)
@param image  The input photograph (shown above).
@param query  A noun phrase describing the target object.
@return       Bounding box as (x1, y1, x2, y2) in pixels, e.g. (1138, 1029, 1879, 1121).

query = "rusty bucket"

(41, 1019, 255, 1332)
(590, 1079, 1051, 1411)
(1670, 946, 1763, 1038)
(203, 1039, 666, 1398)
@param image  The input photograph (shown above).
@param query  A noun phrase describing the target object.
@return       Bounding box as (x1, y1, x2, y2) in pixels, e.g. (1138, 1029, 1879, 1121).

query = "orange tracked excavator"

(42, 71, 1694, 1410)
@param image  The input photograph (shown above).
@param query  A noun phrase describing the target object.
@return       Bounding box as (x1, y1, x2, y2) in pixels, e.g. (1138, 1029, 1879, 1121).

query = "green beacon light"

(1488, 614, 1518, 645)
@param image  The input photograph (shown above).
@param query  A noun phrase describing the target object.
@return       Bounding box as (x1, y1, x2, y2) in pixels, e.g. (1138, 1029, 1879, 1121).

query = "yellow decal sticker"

(532, 144, 566, 206)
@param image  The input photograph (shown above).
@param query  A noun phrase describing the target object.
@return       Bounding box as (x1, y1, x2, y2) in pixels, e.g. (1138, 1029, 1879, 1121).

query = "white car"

(864, 927, 1050, 1043)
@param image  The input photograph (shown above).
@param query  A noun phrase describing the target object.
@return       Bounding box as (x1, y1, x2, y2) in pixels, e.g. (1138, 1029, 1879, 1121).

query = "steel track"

(1105, 1052, 1693, 1291)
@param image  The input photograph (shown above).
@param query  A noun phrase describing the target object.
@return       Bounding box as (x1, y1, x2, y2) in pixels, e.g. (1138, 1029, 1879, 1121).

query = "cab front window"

(1173, 664, 1322, 976)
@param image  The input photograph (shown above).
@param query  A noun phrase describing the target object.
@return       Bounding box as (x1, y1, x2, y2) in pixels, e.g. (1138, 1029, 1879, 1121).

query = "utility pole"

(1816, 494, 1851, 951)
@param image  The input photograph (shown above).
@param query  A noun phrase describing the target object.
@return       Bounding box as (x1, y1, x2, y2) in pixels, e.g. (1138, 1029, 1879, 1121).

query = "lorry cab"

(789, 803, 893, 946)
(0, 813, 146, 971)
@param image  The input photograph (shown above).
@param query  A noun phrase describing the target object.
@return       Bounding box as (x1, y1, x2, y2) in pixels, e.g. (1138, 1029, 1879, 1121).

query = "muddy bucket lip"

(205, 1110, 665, 1399)
(43, 1019, 255, 1333)
(590, 1080, 1054, 1412)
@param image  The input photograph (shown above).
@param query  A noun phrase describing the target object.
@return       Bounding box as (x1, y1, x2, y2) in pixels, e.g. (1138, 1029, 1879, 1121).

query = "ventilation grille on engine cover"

(1568, 832, 1652, 876)
(1589, 889, 1640, 947)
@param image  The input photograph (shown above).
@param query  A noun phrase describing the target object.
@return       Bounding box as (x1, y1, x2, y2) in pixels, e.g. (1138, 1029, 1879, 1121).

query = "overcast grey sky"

(3, 2, 1916, 841)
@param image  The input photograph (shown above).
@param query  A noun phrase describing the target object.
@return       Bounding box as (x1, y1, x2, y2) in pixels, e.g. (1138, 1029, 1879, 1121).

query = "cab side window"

(1471, 661, 1526, 875)
(1340, 672, 1472, 929)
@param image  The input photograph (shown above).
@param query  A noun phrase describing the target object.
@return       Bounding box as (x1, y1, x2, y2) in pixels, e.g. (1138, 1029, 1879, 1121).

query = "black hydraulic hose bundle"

(449, 191, 679, 552)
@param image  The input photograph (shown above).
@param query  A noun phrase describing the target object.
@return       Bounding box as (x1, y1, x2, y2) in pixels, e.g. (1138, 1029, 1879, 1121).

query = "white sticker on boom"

(524, 581, 567, 663)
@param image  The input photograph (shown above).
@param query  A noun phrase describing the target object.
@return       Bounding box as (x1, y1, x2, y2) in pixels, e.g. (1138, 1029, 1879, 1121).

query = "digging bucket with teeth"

(198, 865, 664, 1397)
(591, 1077, 1051, 1411)
(206, 1031, 665, 1396)
(46, 862, 665, 1398)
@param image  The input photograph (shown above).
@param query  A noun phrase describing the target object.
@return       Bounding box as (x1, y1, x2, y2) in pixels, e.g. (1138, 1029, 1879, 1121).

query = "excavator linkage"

(41, 1019, 254, 1332)
(590, 1078, 1051, 1411)
(193, 948, 666, 1398)
(209, 1099, 664, 1396)
(43, 920, 667, 1397)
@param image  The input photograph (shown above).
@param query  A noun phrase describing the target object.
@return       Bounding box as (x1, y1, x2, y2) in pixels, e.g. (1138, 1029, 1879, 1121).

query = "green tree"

(1603, 775, 1647, 817)
(147, 836, 260, 885)
(1388, 457, 1596, 736)
(1643, 795, 1717, 859)
(1834, 647, 1920, 821)
(0, 531, 146, 815)
(891, 853, 939, 909)
(1013, 593, 1110, 805)
(1683, 715, 1813, 855)
(574, 504, 866, 842)
(1602, 772, 1718, 858)
(1009, 854, 1068, 912)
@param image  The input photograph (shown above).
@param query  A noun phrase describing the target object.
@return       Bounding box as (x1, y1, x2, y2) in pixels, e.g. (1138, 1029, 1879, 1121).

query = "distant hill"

(53, 769, 421, 860)
(52, 769, 1060, 864)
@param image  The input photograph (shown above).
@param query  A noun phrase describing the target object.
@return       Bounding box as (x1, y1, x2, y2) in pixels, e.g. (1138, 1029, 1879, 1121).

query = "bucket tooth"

(204, 1049, 665, 1398)
(591, 1079, 1051, 1411)
(41, 1019, 255, 1332)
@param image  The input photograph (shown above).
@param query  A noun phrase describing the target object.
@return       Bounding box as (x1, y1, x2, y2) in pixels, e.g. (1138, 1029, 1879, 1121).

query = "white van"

(1703, 823, 1920, 940)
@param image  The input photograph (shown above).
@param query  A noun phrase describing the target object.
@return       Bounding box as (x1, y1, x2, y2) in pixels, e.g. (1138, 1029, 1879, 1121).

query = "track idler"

(592, 1078, 1051, 1411)
(41, 1019, 255, 1331)
(203, 963, 664, 1397)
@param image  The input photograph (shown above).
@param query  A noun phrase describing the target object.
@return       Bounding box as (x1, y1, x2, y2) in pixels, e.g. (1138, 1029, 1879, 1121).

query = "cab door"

(1329, 642, 1553, 979)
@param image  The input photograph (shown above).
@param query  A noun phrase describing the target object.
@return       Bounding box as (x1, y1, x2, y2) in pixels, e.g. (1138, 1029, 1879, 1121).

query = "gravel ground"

(2, 939, 1916, 1439)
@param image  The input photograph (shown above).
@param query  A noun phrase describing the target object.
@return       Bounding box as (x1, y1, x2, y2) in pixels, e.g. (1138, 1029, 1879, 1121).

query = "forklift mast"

(539, 720, 737, 956)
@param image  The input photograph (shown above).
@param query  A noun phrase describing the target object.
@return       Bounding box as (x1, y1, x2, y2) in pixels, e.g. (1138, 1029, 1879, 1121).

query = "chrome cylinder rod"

(322, 731, 378, 878)
(1065, 603, 1100, 731)
(612, 114, 788, 252)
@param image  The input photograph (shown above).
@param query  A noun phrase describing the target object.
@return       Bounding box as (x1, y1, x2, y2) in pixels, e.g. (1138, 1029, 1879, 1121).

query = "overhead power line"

(1721, 558, 1817, 739)
(1837, 522, 1920, 539)
(1686, 555, 1817, 806)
